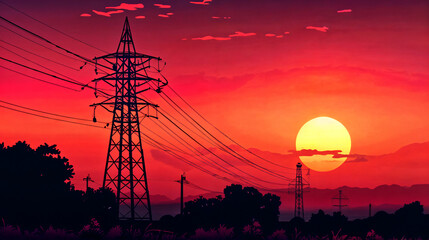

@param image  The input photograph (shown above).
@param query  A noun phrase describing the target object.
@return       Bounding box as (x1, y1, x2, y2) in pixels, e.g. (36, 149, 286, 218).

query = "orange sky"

(0, 0, 428, 199)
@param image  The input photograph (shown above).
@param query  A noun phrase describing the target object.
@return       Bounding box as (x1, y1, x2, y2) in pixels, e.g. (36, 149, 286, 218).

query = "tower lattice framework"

(294, 162, 304, 219)
(289, 162, 309, 219)
(91, 17, 167, 221)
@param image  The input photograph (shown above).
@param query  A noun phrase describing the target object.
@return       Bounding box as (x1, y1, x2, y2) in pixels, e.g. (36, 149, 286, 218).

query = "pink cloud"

(265, 33, 276, 37)
(167, 12, 174, 16)
(229, 31, 256, 37)
(192, 35, 231, 41)
(224, 17, 231, 19)
(92, 10, 124, 17)
(135, 16, 146, 19)
(105, 3, 144, 11)
(212, 16, 220, 19)
(80, 13, 91, 17)
(182, 38, 187, 40)
(284, 32, 290, 35)
(158, 14, 169, 18)
(306, 26, 329, 32)
(337, 9, 352, 13)
(276, 35, 284, 38)
(154, 4, 171, 9)
(190, 0, 212, 5)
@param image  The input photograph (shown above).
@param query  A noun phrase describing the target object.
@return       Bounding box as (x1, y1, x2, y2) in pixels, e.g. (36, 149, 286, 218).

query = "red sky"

(0, 0, 428, 200)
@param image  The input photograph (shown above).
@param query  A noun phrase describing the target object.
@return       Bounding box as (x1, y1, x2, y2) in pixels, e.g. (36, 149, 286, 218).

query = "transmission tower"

(91, 17, 167, 221)
(332, 189, 348, 215)
(289, 162, 309, 219)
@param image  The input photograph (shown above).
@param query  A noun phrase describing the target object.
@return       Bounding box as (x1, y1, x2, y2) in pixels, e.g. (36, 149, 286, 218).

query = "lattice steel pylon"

(90, 17, 167, 221)
(289, 162, 309, 219)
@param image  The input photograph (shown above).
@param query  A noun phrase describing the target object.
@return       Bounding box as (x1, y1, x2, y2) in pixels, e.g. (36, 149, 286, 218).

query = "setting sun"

(296, 117, 351, 172)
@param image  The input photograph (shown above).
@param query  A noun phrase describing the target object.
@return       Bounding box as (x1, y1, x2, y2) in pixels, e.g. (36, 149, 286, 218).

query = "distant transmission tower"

(332, 189, 348, 215)
(91, 17, 167, 221)
(289, 162, 309, 219)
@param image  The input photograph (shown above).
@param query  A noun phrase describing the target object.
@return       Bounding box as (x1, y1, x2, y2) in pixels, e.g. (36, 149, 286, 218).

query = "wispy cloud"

(290, 149, 368, 163)
(337, 9, 352, 13)
(158, 14, 170, 18)
(92, 10, 124, 17)
(289, 149, 343, 157)
(167, 12, 174, 16)
(212, 16, 231, 20)
(306, 26, 329, 32)
(229, 32, 256, 38)
(192, 35, 232, 41)
(135, 16, 146, 19)
(190, 0, 212, 5)
(105, 3, 144, 11)
(80, 13, 91, 17)
(154, 4, 171, 9)
(265, 33, 284, 38)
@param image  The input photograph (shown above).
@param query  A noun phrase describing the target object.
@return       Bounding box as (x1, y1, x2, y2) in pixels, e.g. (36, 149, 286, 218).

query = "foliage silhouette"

(0, 141, 116, 229)
(179, 184, 281, 233)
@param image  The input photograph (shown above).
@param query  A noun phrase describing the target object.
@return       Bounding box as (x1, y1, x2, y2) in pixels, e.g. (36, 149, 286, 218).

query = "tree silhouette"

(0, 141, 116, 228)
(182, 184, 281, 233)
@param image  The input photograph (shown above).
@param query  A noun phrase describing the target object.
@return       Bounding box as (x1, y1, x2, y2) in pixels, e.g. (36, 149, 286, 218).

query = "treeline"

(0, 141, 116, 229)
(282, 201, 429, 239)
(156, 191, 429, 239)
(1, 141, 429, 239)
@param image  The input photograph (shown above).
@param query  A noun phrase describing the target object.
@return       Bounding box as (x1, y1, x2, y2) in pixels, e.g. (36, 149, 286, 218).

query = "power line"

(154, 92, 293, 181)
(0, 56, 111, 97)
(166, 85, 295, 171)
(0, 24, 108, 75)
(0, 45, 85, 85)
(0, 0, 108, 53)
(0, 24, 83, 62)
(187, 181, 222, 194)
(0, 65, 80, 91)
(0, 39, 80, 71)
(0, 16, 112, 70)
(141, 127, 190, 156)
(144, 85, 293, 182)
(0, 40, 112, 91)
(0, 99, 109, 124)
(143, 89, 293, 184)
(0, 104, 106, 129)
(140, 135, 236, 184)
(149, 117, 262, 187)
(159, 110, 289, 186)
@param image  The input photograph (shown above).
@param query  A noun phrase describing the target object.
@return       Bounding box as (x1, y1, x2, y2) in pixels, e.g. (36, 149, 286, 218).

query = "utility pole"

(175, 173, 188, 215)
(83, 174, 94, 192)
(332, 189, 348, 215)
(289, 162, 309, 219)
(181, 174, 186, 215)
(369, 203, 372, 217)
(91, 17, 168, 221)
